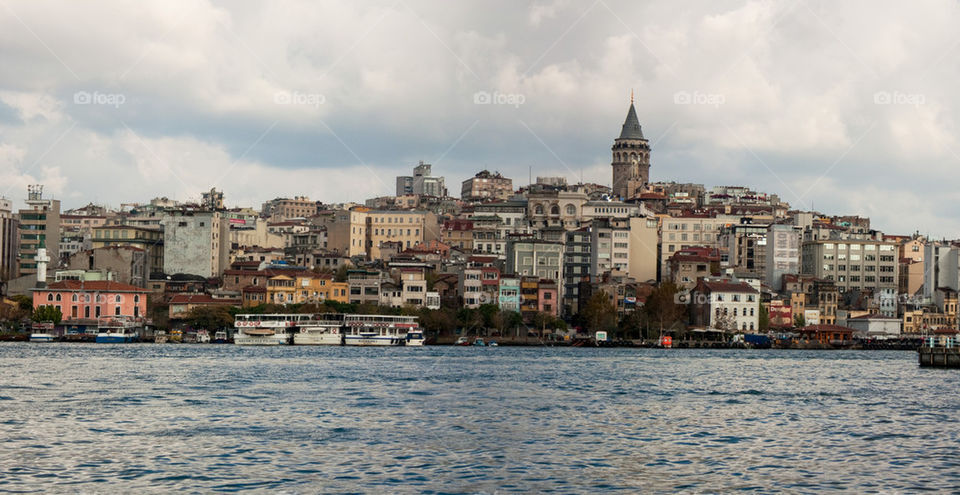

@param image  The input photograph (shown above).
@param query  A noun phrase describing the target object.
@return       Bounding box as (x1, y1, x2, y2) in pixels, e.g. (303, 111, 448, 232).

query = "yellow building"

(266, 273, 349, 305)
(292, 274, 349, 304)
(325, 208, 439, 261)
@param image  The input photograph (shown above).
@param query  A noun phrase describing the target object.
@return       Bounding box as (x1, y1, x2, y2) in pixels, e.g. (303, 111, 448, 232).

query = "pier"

(919, 338, 960, 368)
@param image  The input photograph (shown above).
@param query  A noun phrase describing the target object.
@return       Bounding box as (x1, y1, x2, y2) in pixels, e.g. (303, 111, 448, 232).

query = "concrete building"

(590, 218, 631, 277)
(923, 242, 960, 302)
(628, 216, 659, 283)
(0, 198, 18, 283)
(801, 239, 899, 293)
(505, 238, 563, 282)
(562, 228, 591, 316)
(396, 161, 446, 197)
(660, 214, 739, 279)
(229, 218, 284, 249)
(347, 269, 383, 305)
(441, 218, 473, 252)
(92, 225, 164, 276)
(261, 196, 318, 221)
(721, 222, 769, 279)
(17, 185, 61, 278)
(66, 246, 147, 288)
(325, 209, 438, 260)
(765, 223, 801, 291)
(461, 170, 513, 202)
(847, 315, 901, 339)
(527, 187, 589, 231)
(160, 211, 230, 278)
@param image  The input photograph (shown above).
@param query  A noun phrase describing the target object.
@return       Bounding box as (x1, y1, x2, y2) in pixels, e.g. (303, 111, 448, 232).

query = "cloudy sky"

(0, 0, 958, 236)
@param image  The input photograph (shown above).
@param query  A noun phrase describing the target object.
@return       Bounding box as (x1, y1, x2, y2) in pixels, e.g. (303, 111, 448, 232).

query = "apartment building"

(801, 239, 899, 293)
(17, 185, 61, 278)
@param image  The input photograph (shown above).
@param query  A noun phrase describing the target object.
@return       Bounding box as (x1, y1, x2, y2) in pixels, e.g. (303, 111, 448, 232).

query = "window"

(115, 306, 121, 316)
(72, 294, 78, 302)
(115, 295, 122, 303)
(47, 293, 53, 302)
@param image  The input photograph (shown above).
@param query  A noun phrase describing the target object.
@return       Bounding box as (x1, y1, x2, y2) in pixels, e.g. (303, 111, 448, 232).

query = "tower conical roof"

(618, 102, 644, 140)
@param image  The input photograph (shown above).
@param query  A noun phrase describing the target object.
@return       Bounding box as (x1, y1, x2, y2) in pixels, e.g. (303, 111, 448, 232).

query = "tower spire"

(630, 89, 634, 104)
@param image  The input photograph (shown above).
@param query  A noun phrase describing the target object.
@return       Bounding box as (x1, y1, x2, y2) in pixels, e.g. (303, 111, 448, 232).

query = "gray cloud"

(0, 0, 958, 236)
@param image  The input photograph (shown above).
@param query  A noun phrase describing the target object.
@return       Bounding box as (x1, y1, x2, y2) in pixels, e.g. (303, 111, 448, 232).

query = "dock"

(919, 344, 960, 368)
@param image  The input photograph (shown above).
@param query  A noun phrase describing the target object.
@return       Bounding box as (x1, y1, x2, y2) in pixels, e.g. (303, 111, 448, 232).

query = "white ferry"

(343, 314, 421, 346)
(293, 314, 345, 345)
(95, 317, 140, 343)
(234, 314, 311, 345)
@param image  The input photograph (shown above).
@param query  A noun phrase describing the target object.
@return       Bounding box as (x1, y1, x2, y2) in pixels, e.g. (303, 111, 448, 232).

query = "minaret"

(611, 91, 651, 199)
(35, 243, 50, 288)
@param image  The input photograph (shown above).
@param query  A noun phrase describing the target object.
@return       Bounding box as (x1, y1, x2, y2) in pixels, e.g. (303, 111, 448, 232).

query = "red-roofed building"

(33, 280, 149, 320)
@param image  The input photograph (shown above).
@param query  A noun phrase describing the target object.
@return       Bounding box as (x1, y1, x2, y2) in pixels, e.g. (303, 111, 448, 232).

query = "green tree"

(32, 305, 62, 324)
(758, 303, 770, 331)
(793, 313, 806, 329)
(333, 264, 350, 283)
(532, 311, 551, 338)
(581, 291, 617, 335)
(185, 306, 234, 330)
(643, 282, 686, 339)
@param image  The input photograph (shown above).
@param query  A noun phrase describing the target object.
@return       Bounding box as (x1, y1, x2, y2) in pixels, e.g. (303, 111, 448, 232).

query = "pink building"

(537, 279, 559, 317)
(33, 280, 148, 320)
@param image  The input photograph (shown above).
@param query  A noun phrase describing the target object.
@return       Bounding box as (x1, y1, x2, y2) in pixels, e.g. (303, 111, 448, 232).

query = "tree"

(32, 305, 62, 324)
(643, 282, 686, 339)
(532, 311, 551, 338)
(333, 264, 350, 283)
(794, 313, 806, 329)
(581, 291, 617, 335)
(185, 306, 234, 330)
(758, 303, 770, 331)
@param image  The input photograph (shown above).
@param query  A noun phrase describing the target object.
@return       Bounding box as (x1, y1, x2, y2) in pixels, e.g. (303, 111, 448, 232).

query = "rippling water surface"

(0, 344, 957, 493)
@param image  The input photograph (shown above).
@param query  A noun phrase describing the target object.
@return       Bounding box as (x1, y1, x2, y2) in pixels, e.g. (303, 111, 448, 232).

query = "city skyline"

(2, 1, 959, 237)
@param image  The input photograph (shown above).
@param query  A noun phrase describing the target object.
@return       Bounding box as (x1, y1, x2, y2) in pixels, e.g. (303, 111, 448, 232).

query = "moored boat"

(293, 314, 345, 345)
(29, 333, 55, 342)
(196, 329, 210, 344)
(343, 314, 420, 346)
(234, 314, 310, 345)
(212, 330, 229, 344)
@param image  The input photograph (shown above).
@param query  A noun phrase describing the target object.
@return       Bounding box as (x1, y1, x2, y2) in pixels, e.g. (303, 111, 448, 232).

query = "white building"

(691, 278, 760, 332)
(847, 315, 901, 339)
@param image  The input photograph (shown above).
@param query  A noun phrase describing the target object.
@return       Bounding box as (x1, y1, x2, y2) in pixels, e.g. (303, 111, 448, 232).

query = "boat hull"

(293, 333, 342, 345)
(234, 333, 288, 345)
(29, 333, 55, 343)
(344, 335, 405, 346)
(96, 334, 136, 343)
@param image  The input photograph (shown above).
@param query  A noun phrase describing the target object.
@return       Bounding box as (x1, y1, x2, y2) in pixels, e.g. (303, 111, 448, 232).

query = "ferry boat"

(343, 314, 420, 346)
(30, 322, 55, 342)
(95, 318, 139, 343)
(234, 314, 311, 345)
(293, 314, 345, 345)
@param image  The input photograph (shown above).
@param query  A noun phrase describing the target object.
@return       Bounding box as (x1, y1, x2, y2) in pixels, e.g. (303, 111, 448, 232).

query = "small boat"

(488, 341, 499, 347)
(455, 337, 470, 346)
(29, 333, 55, 343)
(196, 330, 210, 344)
(405, 328, 425, 346)
(473, 338, 486, 347)
(212, 330, 228, 344)
(168, 330, 183, 344)
(154, 330, 168, 344)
